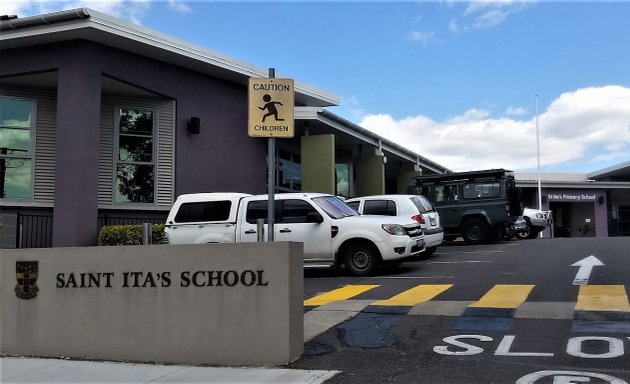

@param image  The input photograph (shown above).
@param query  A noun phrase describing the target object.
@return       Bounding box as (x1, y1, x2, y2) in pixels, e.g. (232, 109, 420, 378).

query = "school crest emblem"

(15, 261, 39, 300)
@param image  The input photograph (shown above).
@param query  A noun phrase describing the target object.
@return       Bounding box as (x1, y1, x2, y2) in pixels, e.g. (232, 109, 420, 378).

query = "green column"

(356, 155, 385, 196)
(397, 171, 423, 194)
(301, 134, 335, 194)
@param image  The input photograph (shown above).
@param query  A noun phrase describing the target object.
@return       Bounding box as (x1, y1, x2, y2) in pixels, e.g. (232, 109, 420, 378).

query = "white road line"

(427, 260, 495, 264)
(370, 276, 454, 279)
(436, 250, 504, 255)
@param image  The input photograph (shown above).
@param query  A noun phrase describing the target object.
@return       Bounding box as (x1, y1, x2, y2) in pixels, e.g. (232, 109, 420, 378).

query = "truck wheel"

(461, 218, 489, 244)
(344, 242, 380, 276)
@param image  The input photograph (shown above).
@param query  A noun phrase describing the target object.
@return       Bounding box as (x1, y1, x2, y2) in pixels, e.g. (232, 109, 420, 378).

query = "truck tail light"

(331, 226, 339, 238)
(411, 215, 425, 224)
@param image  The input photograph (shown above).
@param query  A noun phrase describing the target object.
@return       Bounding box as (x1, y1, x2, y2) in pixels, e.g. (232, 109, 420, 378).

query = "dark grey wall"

(1, 40, 268, 246)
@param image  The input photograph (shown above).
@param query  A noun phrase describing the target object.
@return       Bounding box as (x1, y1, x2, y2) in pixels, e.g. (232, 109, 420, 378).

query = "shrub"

(98, 224, 167, 246)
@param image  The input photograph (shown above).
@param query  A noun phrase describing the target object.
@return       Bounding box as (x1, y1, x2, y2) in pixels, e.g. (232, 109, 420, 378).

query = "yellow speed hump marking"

(373, 284, 453, 306)
(304, 285, 380, 307)
(469, 284, 535, 309)
(575, 285, 630, 312)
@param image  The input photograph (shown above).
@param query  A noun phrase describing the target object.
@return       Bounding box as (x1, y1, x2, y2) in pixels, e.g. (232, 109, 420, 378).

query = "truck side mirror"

(306, 212, 324, 224)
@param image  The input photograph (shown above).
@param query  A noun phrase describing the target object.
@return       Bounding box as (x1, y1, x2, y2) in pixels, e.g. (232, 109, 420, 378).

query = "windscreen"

(312, 196, 358, 219)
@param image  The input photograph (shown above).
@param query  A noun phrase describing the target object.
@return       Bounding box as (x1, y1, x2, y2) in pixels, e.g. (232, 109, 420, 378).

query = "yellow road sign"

(248, 78, 295, 138)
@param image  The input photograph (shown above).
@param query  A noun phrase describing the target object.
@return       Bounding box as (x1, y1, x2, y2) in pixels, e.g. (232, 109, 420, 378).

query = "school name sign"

(2, 242, 304, 366)
(55, 269, 269, 289)
(547, 193, 597, 202)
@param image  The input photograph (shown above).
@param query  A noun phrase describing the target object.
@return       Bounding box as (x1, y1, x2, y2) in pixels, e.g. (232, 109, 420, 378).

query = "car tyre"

(461, 218, 489, 244)
(516, 219, 532, 240)
(421, 246, 437, 258)
(344, 242, 380, 276)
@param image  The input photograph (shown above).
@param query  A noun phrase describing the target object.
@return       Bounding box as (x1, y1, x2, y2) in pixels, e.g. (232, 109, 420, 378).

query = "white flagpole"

(536, 95, 543, 238)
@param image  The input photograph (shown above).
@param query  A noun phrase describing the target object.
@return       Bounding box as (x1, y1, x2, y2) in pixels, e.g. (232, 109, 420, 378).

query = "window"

(346, 201, 360, 211)
(410, 196, 434, 213)
(246, 200, 269, 224)
(336, 164, 350, 198)
(0, 97, 33, 199)
(463, 182, 500, 199)
(246, 200, 319, 224)
(364, 200, 397, 216)
(115, 108, 155, 203)
(278, 200, 318, 223)
(419, 185, 459, 204)
(276, 150, 301, 192)
(174, 201, 232, 223)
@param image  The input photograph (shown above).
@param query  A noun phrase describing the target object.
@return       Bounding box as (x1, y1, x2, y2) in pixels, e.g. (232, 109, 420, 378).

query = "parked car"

(517, 207, 553, 239)
(408, 169, 522, 244)
(503, 216, 528, 240)
(346, 194, 443, 257)
(165, 192, 426, 275)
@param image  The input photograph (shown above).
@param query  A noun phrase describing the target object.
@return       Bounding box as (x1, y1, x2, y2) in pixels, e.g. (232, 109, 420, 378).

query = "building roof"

(588, 160, 630, 181)
(1, 7, 452, 176)
(0, 8, 339, 108)
(516, 167, 630, 189)
(295, 107, 451, 174)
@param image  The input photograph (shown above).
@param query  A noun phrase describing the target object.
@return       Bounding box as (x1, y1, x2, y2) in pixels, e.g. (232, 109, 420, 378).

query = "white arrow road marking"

(571, 255, 604, 286)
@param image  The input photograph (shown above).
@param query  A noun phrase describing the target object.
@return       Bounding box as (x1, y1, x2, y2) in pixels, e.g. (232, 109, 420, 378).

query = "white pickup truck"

(165, 192, 426, 275)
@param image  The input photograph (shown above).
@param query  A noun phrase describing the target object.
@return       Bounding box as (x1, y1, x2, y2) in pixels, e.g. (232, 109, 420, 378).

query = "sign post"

(248, 69, 295, 241)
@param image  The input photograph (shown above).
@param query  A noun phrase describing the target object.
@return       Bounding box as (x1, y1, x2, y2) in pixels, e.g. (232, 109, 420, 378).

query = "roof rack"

(413, 169, 513, 184)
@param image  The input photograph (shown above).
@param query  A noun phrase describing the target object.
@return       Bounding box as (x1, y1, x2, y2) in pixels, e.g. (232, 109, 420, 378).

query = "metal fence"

(97, 214, 166, 232)
(16, 213, 54, 249)
(12, 213, 167, 249)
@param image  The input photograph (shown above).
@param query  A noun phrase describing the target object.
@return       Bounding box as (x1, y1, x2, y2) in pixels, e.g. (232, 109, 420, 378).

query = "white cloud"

(1, 0, 152, 24)
(506, 105, 527, 115)
(339, 96, 366, 122)
(167, 0, 191, 14)
(455, 0, 530, 31)
(360, 85, 630, 172)
(448, 18, 461, 33)
(409, 30, 441, 46)
(472, 9, 508, 28)
(464, 0, 520, 15)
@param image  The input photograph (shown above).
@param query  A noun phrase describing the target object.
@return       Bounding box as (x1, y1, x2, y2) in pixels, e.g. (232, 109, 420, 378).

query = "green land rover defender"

(408, 169, 523, 244)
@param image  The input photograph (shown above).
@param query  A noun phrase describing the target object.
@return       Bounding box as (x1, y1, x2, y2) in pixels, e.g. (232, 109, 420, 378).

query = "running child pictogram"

(258, 94, 285, 122)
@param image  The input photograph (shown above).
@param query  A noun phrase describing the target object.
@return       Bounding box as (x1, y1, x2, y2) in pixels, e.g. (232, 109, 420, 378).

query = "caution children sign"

(248, 78, 295, 138)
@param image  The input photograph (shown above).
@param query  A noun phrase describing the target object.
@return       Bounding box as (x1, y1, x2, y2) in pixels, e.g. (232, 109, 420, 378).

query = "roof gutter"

(0, 8, 90, 31)
(516, 180, 630, 189)
(318, 109, 451, 174)
(297, 107, 450, 174)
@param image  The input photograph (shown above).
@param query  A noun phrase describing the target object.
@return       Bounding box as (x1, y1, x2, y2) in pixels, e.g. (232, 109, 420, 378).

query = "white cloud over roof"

(360, 85, 630, 172)
(2, 0, 151, 24)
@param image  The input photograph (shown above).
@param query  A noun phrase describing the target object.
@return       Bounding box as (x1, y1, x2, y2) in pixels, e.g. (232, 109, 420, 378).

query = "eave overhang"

(516, 180, 630, 190)
(0, 8, 339, 108)
(296, 106, 451, 174)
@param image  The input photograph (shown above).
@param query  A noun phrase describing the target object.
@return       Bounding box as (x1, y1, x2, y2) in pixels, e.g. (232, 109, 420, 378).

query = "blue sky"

(4, 1, 630, 173)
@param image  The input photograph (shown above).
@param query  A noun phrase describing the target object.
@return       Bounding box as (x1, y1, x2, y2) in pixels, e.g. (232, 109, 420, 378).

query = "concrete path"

(1, 357, 338, 384)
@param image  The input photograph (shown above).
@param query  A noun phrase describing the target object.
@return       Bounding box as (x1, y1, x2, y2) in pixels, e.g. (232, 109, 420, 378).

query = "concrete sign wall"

(1, 242, 304, 366)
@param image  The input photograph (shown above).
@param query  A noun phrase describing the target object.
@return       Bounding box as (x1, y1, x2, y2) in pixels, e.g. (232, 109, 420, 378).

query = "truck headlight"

(382, 224, 406, 236)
